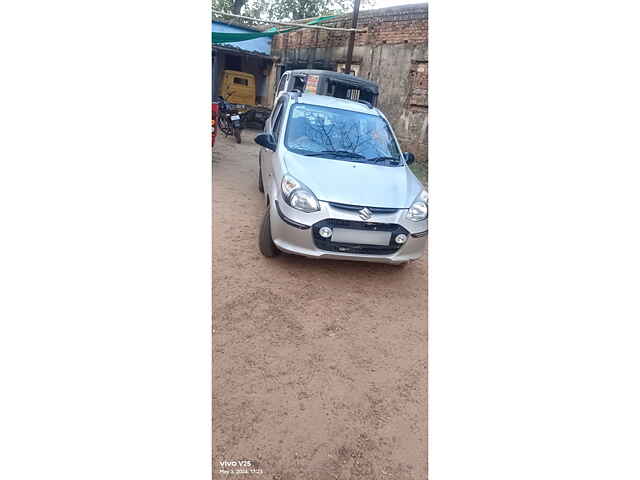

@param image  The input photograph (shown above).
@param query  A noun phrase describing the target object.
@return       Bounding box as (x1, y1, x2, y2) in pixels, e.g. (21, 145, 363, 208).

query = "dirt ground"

(213, 130, 428, 480)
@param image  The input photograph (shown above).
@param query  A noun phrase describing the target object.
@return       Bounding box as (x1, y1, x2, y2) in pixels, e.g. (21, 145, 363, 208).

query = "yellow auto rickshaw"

(221, 70, 256, 106)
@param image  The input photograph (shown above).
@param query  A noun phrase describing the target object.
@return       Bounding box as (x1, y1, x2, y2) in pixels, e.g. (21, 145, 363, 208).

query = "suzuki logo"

(358, 207, 373, 221)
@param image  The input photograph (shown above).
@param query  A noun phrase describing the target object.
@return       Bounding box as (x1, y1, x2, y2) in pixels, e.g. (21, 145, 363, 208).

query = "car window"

(271, 99, 287, 140)
(283, 103, 401, 165)
(292, 76, 305, 92)
(275, 74, 287, 96)
(267, 100, 282, 133)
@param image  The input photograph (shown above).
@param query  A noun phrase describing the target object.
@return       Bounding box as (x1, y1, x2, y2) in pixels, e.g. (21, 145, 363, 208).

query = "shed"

(212, 21, 276, 107)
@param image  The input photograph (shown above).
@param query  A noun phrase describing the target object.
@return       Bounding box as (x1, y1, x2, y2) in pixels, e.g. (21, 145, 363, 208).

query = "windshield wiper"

(304, 150, 365, 159)
(368, 156, 402, 164)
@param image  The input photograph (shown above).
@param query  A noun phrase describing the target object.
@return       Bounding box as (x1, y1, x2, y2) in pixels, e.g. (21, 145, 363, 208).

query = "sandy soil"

(213, 130, 428, 480)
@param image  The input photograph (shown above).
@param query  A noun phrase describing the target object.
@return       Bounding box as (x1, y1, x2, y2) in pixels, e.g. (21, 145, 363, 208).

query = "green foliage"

(212, 0, 233, 12)
(214, 0, 374, 22)
(212, 0, 249, 15)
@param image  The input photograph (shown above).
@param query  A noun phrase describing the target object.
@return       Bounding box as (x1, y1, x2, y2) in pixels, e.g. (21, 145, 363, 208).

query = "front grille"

(328, 202, 399, 214)
(312, 218, 409, 255)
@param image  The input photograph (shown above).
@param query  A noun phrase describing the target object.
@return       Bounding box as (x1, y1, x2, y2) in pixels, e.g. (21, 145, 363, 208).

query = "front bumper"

(271, 199, 427, 264)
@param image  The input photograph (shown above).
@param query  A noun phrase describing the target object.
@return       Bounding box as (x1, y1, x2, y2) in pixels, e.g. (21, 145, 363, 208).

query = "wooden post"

(344, 0, 361, 74)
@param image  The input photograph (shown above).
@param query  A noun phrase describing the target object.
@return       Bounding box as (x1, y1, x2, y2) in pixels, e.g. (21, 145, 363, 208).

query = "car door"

(261, 97, 287, 195)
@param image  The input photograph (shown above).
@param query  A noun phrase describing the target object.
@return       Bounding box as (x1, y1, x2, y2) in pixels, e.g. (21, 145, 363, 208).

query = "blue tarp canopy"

(212, 16, 336, 44)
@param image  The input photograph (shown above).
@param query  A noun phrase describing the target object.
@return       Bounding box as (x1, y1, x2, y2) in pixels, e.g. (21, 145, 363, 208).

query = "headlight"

(406, 189, 429, 222)
(281, 174, 320, 213)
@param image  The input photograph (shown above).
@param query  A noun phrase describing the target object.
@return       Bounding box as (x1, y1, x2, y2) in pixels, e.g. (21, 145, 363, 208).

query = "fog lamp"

(319, 227, 333, 238)
(395, 233, 408, 244)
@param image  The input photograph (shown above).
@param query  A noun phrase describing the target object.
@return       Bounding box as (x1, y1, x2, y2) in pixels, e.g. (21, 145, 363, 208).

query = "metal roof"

(212, 43, 275, 60)
(211, 19, 262, 33)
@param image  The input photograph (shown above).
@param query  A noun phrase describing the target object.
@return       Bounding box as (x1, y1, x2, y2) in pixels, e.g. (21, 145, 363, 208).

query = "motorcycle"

(213, 96, 242, 144)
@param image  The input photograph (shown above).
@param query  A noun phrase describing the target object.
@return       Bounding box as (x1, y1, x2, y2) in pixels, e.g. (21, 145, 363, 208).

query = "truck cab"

(273, 69, 379, 107)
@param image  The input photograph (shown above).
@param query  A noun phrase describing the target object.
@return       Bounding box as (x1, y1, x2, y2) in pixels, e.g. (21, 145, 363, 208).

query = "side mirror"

(255, 133, 276, 151)
(403, 152, 416, 165)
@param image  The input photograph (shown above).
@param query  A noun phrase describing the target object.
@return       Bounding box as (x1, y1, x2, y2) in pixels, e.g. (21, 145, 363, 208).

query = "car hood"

(284, 152, 423, 209)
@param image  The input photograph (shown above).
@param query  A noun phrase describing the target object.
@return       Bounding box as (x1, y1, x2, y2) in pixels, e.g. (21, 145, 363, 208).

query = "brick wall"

(272, 5, 427, 49)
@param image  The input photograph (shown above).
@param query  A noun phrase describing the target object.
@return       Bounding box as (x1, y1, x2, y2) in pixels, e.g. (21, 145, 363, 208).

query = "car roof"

(287, 93, 381, 116)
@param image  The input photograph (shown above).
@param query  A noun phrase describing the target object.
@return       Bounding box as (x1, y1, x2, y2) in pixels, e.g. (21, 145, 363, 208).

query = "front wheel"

(259, 204, 278, 257)
(218, 116, 232, 136)
(233, 126, 241, 144)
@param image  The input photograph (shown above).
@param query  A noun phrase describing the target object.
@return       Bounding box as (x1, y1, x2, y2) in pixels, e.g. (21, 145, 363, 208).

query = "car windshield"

(284, 103, 402, 165)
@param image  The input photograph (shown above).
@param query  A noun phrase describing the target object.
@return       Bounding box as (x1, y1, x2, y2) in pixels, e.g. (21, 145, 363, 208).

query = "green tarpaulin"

(212, 16, 336, 44)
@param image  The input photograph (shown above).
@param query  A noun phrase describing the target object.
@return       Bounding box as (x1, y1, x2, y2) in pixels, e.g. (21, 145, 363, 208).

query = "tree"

(262, 0, 361, 21)
(212, 0, 247, 15)
(214, 0, 374, 22)
(231, 0, 246, 14)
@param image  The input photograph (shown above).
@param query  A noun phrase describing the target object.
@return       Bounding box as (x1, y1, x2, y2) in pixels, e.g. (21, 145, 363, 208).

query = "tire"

(259, 203, 278, 257)
(219, 117, 232, 136)
(258, 157, 264, 193)
(234, 127, 241, 144)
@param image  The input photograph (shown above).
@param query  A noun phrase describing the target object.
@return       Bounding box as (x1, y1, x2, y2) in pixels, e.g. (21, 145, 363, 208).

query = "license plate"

(230, 115, 240, 121)
(331, 228, 391, 246)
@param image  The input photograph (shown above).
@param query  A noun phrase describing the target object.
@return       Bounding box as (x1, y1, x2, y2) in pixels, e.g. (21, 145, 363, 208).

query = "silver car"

(254, 93, 428, 264)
